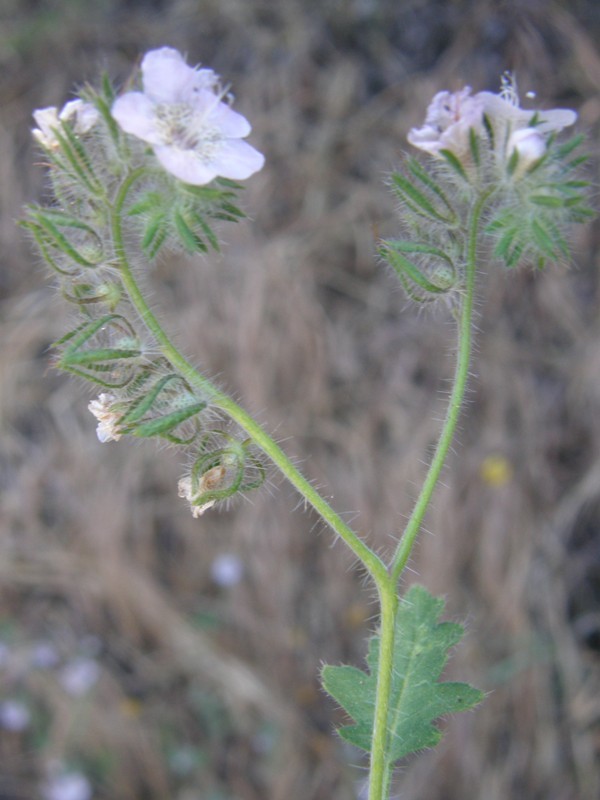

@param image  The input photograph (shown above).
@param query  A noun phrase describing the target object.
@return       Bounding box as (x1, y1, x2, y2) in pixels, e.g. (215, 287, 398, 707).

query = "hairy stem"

(110, 170, 388, 587)
(389, 191, 490, 585)
(367, 578, 397, 800)
(368, 191, 491, 800)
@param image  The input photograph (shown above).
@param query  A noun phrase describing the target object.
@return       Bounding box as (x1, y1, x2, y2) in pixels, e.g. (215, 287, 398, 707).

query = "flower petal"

(112, 92, 163, 145)
(208, 101, 252, 138)
(534, 108, 577, 133)
(153, 145, 219, 184)
(210, 139, 265, 180)
(141, 47, 217, 104)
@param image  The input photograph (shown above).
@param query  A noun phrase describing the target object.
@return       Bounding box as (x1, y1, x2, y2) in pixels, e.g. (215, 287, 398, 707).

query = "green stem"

(367, 191, 490, 800)
(110, 170, 388, 588)
(390, 191, 491, 585)
(367, 578, 397, 800)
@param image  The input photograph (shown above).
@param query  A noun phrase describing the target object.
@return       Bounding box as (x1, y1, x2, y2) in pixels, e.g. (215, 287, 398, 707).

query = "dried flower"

(112, 47, 264, 185)
(32, 100, 99, 150)
(88, 393, 122, 443)
(177, 475, 216, 517)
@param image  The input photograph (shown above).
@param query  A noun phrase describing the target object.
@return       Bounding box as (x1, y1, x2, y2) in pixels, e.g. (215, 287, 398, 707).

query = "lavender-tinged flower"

(0, 700, 30, 732)
(59, 658, 100, 697)
(211, 553, 244, 587)
(42, 772, 92, 800)
(32, 100, 99, 150)
(111, 47, 264, 185)
(31, 641, 60, 669)
(88, 393, 122, 443)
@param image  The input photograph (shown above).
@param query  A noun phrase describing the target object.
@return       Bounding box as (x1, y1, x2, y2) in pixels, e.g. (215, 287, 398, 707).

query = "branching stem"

(111, 169, 389, 588)
(112, 170, 489, 800)
(367, 190, 492, 800)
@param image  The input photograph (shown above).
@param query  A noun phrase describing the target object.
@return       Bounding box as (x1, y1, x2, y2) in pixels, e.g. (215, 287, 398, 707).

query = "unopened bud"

(507, 128, 546, 174)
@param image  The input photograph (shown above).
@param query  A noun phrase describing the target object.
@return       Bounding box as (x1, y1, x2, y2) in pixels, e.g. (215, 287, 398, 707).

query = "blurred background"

(1, 1, 599, 798)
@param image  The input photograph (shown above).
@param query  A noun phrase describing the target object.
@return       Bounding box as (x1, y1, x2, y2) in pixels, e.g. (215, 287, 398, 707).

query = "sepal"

(380, 240, 459, 301)
(179, 431, 267, 516)
(118, 374, 207, 444)
(54, 314, 142, 387)
(125, 175, 245, 259)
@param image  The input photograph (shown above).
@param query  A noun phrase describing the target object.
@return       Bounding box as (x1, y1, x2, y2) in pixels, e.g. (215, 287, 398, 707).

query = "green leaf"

(391, 173, 452, 223)
(130, 403, 206, 438)
(174, 210, 208, 253)
(322, 585, 483, 763)
(468, 128, 480, 168)
(406, 158, 456, 220)
(30, 212, 96, 266)
(381, 243, 454, 295)
(438, 149, 469, 182)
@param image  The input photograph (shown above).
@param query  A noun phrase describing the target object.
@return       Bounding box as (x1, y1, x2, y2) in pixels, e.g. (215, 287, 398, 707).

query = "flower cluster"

(32, 100, 99, 151)
(112, 47, 264, 185)
(27, 47, 268, 518)
(381, 76, 589, 307)
(408, 75, 576, 174)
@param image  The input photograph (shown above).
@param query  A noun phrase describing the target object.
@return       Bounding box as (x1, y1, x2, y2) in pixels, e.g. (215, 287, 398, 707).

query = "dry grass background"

(1, 0, 600, 798)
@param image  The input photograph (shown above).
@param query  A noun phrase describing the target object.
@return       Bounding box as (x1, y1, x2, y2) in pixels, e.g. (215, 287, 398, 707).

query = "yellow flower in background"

(480, 454, 513, 487)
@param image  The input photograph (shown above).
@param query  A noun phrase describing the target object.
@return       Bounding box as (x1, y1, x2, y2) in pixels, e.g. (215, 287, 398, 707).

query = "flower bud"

(506, 127, 546, 175)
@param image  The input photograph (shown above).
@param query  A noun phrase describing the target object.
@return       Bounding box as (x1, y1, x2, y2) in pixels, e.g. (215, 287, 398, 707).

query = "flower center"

(155, 103, 223, 160)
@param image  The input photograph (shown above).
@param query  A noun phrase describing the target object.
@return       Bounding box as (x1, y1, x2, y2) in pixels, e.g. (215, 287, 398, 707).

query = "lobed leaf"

(322, 585, 483, 763)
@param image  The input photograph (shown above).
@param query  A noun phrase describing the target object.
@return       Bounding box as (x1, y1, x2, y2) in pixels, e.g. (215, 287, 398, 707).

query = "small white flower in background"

(88, 393, 122, 442)
(0, 699, 30, 732)
(407, 86, 485, 157)
(177, 475, 216, 517)
(408, 75, 576, 169)
(42, 772, 92, 800)
(31, 641, 60, 669)
(32, 100, 99, 150)
(111, 46, 265, 185)
(59, 657, 100, 697)
(211, 553, 244, 588)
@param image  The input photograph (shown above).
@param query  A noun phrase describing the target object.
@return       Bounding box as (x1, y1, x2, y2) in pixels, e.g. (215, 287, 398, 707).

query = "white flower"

(407, 86, 486, 157)
(479, 81, 576, 166)
(211, 553, 244, 587)
(177, 475, 216, 517)
(506, 127, 546, 168)
(408, 77, 577, 170)
(112, 47, 264, 185)
(42, 772, 92, 800)
(32, 100, 99, 150)
(88, 393, 122, 442)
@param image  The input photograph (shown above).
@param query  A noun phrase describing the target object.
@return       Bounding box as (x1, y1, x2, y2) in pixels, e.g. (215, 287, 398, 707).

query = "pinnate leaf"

(322, 585, 483, 763)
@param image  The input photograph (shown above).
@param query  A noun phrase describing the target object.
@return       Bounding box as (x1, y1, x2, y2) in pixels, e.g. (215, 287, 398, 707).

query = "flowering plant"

(23, 49, 592, 800)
